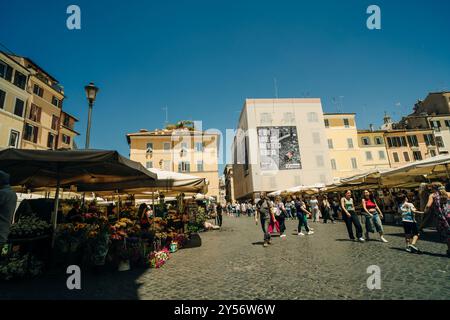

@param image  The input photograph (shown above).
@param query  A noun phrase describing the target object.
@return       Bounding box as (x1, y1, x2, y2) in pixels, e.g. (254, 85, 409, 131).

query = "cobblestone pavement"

(1, 216, 449, 299)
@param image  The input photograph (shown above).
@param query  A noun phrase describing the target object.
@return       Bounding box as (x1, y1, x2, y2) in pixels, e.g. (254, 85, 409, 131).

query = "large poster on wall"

(257, 126, 301, 171)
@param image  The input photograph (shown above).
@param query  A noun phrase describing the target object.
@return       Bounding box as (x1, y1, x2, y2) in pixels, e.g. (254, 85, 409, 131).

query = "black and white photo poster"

(257, 126, 301, 171)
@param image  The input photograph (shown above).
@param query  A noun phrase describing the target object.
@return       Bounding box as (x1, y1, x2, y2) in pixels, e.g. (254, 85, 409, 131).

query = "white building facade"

(232, 98, 332, 200)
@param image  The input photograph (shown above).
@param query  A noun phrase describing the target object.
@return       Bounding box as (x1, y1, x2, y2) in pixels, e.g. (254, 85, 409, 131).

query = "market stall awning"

(78, 168, 208, 194)
(268, 184, 326, 197)
(0, 148, 157, 189)
(380, 154, 450, 187)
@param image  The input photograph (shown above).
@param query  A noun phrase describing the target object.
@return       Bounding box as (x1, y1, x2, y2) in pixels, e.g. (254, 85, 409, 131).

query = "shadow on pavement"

(0, 234, 204, 300)
(385, 231, 445, 244)
(389, 247, 448, 258)
(251, 241, 265, 246)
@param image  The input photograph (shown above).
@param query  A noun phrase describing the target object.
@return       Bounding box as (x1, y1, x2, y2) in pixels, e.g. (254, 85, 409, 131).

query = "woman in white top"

(309, 195, 321, 223)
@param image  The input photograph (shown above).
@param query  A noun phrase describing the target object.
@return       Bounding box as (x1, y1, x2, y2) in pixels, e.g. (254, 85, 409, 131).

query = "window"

(431, 121, 442, 129)
(430, 149, 437, 157)
(445, 120, 450, 128)
(0, 89, 5, 109)
(378, 150, 386, 160)
(33, 84, 44, 97)
(312, 132, 321, 144)
(324, 119, 329, 128)
(8, 130, 19, 148)
(146, 161, 153, 169)
(146, 143, 153, 153)
(23, 124, 39, 143)
(28, 104, 42, 122)
(374, 136, 383, 145)
(0, 61, 13, 81)
(351, 158, 358, 169)
(327, 139, 334, 149)
(163, 142, 171, 151)
(52, 96, 61, 107)
(47, 133, 56, 149)
(178, 161, 190, 173)
(347, 138, 354, 149)
(330, 159, 337, 170)
(319, 175, 326, 184)
(13, 98, 25, 117)
(407, 135, 419, 147)
(393, 152, 399, 162)
(316, 155, 324, 167)
(403, 152, 410, 162)
(436, 136, 445, 148)
(387, 136, 407, 148)
(361, 137, 371, 146)
(343, 118, 350, 128)
(413, 151, 422, 161)
(307, 112, 318, 122)
(260, 113, 272, 125)
(283, 112, 295, 124)
(365, 151, 373, 161)
(181, 142, 188, 150)
(163, 160, 171, 171)
(62, 134, 71, 145)
(63, 115, 70, 127)
(197, 160, 204, 171)
(195, 142, 203, 152)
(0, 61, 6, 78)
(51, 115, 59, 130)
(13, 71, 27, 89)
(423, 134, 435, 146)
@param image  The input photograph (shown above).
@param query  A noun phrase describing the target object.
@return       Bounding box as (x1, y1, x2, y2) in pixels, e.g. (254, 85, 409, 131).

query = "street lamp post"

(84, 82, 99, 149)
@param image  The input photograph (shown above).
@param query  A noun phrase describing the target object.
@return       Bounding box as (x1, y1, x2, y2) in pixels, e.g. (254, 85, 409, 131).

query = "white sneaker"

(307, 231, 314, 235)
(280, 234, 286, 238)
(298, 232, 305, 236)
(309, 228, 314, 231)
(358, 237, 365, 242)
(380, 236, 388, 243)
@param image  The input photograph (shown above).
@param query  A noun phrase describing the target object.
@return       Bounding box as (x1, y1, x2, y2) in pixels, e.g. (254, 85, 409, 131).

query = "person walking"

(310, 195, 321, 222)
(424, 183, 450, 257)
(285, 197, 293, 220)
(255, 192, 274, 247)
(235, 201, 240, 218)
(322, 195, 335, 224)
(216, 203, 224, 227)
(293, 195, 314, 236)
(341, 190, 364, 242)
(398, 193, 424, 253)
(274, 196, 287, 238)
(241, 202, 247, 218)
(0, 171, 17, 246)
(361, 190, 388, 243)
(331, 196, 341, 219)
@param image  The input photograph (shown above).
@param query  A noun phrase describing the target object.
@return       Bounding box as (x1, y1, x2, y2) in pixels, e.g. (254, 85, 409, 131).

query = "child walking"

(399, 194, 424, 253)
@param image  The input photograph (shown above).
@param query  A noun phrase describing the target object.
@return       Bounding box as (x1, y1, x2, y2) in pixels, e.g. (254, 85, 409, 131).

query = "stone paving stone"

(0, 216, 449, 299)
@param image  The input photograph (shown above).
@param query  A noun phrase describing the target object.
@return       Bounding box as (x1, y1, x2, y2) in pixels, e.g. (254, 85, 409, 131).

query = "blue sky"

(1, 0, 449, 172)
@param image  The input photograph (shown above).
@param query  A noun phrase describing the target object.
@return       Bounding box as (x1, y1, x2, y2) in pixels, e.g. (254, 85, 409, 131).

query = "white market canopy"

(91, 168, 209, 196)
(380, 153, 450, 187)
(326, 154, 450, 191)
(268, 183, 327, 197)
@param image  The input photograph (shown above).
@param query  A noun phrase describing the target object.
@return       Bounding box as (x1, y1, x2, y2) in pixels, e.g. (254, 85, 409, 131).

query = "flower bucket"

(118, 259, 130, 271)
(169, 242, 178, 253)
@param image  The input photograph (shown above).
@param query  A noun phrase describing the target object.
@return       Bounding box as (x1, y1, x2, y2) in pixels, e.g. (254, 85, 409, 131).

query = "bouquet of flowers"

(148, 248, 170, 268)
(0, 253, 44, 280)
(55, 222, 91, 253)
(8, 214, 52, 240)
